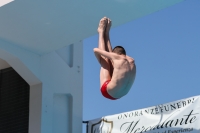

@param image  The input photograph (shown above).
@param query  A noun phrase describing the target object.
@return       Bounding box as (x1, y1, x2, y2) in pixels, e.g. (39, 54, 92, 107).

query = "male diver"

(93, 17, 136, 100)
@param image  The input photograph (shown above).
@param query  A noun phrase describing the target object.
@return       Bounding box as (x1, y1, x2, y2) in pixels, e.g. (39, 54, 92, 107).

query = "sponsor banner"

(88, 95, 200, 133)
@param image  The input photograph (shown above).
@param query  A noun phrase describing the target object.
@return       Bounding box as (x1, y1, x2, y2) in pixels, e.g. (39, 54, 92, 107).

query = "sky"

(83, 0, 200, 132)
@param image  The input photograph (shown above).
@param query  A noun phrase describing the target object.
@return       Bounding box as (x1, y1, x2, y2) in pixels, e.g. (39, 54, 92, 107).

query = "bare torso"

(107, 55, 136, 98)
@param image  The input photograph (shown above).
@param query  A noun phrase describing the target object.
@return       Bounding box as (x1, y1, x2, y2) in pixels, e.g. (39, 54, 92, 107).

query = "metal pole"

(83, 121, 89, 133)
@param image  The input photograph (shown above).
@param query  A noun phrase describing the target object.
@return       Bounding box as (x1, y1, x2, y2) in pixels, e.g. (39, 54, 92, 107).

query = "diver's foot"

(97, 17, 107, 34)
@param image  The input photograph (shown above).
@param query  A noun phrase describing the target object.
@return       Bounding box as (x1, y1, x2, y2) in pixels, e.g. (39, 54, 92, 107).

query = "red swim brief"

(101, 80, 117, 100)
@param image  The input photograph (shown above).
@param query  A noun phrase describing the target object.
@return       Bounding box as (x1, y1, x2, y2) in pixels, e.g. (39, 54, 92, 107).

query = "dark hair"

(112, 46, 126, 55)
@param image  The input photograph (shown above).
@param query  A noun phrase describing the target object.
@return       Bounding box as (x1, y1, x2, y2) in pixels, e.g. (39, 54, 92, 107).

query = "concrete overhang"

(0, 0, 184, 55)
(0, 0, 14, 7)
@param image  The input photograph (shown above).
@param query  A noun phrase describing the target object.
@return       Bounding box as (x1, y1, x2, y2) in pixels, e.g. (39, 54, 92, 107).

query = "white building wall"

(0, 39, 41, 85)
(40, 41, 83, 133)
(0, 58, 10, 69)
(0, 40, 83, 133)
